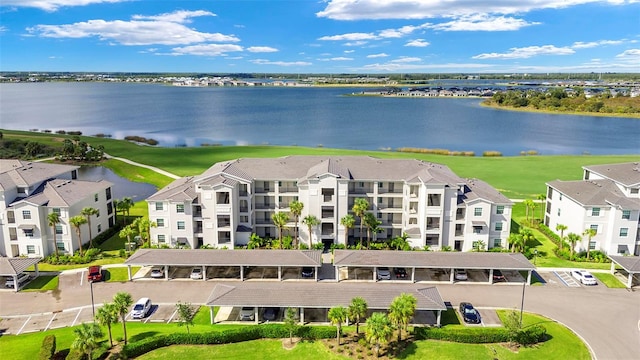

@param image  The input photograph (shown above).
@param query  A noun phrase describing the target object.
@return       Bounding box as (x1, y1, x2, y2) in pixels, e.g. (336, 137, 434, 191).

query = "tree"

(117, 197, 134, 225)
(72, 323, 103, 360)
(388, 293, 417, 342)
(69, 215, 87, 257)
(566, 232, 581, 258)
(555, 223, 568, 250)
(302, 215, 320, 248)
(473, 240, 486, 252)
(48, 212, 61, 257)
(112, 292, 133, 345)
(133, 217, 156, 247)
(348, 297, 368, 334)
(340, 214, 355, 246)
(523, 199, 536, 226)
(583, 228, 597, 260)
(536, 194, 546, 223)
(352, 198, 369, 247)
(81, 207, 99, 249)
(271, 212, 289, 249)
(365, 312, 394, 358)
(364, 212, 382, 249)
(175, 301, 196, 334)
(284, 307, 298, 344)
(328, 306, 348, 346)
(96, 303, 119, 347)
(502, 309, 522, 346)
(119, 225, 136, 250)
(389, 233, 410, 251)
(290, 200, 304, 249)
(508, 233, 524, 253)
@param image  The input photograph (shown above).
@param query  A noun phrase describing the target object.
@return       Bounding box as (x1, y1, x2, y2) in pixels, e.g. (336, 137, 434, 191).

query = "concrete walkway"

(104, 154, 180, 179)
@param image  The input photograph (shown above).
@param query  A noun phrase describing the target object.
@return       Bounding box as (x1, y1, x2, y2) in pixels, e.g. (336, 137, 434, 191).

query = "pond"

(77, 166, 157, 202)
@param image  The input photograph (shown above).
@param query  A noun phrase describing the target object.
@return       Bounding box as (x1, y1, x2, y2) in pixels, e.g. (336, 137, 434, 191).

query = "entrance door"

(454, 240, 463, 252)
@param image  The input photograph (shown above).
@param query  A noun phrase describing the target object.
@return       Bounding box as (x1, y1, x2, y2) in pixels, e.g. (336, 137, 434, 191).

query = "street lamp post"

(519, 276, 526, 326)
(90, 280, 96, 320)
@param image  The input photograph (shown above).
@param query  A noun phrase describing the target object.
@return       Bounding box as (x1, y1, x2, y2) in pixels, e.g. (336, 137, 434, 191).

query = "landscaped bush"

(38, 334, 56, 360)
(64, 349, 83, 360)
(516, 325, 548, 345)
(92, 225, 121, 247)
(44, 248, 102, 265)
(413, 326, 509, 343)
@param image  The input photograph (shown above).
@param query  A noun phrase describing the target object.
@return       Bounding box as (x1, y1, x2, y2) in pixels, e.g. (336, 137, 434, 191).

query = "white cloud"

(429, 15, 539, 31)
(0, 26, 7, 33)
(2, 0, 126, 12)
(572, 39, 624, 48)
(169, 44, 243, 56)
(344, 50, 355, 53)
(318, 32, 378, 41)
(378, 24, 429, 38)
(131, 10, 215, 23)
(405, 39, 430, 47)
(472, 45, 575, 59)
(247, 46, 278, 53)
(358, 61, 492, 72)
(391, 56, 422, 63)
(250, 59, 312, 66)
(615, 49, 640, 58)
(367, 53, 389, 58)
(318, 57, 353, 61)
(343, 41, 368, 46)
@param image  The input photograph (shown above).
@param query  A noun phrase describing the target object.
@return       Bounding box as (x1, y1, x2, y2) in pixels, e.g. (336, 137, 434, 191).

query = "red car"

(87, 265, 102, 282)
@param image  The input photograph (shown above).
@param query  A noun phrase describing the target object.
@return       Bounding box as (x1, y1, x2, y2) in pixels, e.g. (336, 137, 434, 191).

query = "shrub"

(64, 349, 84, 360)
(516, 325, 547, 345)
(414, 327, 509, 343)
(482, 151, 503, 157)
(39, 334, 56, 360)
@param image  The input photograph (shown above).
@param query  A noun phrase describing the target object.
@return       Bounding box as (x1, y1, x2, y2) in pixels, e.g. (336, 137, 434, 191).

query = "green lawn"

(21, 275, 59, 291)
(104, 266, 140, 282)
(592, 272, 627, 288)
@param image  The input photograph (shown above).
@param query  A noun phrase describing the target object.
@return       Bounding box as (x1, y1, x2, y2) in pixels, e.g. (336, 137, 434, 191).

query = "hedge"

(414, 327, 509, 343)
(120, 324, 335, 359)
(38, 334, 56, 360)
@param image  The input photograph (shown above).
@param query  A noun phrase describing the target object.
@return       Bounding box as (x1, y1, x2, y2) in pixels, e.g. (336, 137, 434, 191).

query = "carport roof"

(206, 282, 446, 310)
(0, 257, 42, 276)
(609, 255, 640, 273)
(125, 249, 322, 267)
(333, 250, 535, 270)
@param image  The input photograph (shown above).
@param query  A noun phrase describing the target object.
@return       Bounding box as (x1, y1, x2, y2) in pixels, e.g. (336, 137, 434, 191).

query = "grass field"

(21, 275, 59, 291)
(592, 272, 627, 288)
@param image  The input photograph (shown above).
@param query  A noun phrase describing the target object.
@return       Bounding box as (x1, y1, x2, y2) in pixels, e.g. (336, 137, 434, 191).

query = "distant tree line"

(0, 131, 105, 161)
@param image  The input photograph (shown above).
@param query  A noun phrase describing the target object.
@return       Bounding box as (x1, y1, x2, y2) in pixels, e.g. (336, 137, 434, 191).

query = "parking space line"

(17, 316, 31, 335)
(80, 270, 84, 287)
(167, 309, 178, 323)
(71, 308, 82, 326)
(44, 313, 57, 331)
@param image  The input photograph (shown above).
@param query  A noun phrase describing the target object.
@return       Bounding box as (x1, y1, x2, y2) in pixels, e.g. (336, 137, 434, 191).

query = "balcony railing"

(279, 187, 298, 193)
(255, 203, 276, 210)
(255, 218, 273, 224)
(239, 207, 249, 213)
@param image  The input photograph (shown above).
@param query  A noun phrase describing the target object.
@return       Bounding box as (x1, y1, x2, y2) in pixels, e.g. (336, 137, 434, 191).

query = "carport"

(124, 249, 322, 281)
(608, 255, 640, 288)
(0, 257, 41, 292)
(205, 282, 447, 326)
(333, 250, 535, 285)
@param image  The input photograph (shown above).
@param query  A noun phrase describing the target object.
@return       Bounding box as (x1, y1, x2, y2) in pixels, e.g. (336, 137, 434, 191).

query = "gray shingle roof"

(462, 178, 513, 204)
(0, 257, 42, 275)
(125, 249, 322, 267)
(147, 176, 197, 202)
(333, 250, 535, 270)
(584, 162, 640, 186)
(0, 160, 78, 188)
(608, 255, 640, 273)
(11, 179, 113, 207)
(547, 179, 640, 209)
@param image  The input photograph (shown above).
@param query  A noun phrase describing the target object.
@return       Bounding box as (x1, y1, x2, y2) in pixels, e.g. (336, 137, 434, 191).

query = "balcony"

(239, 190, 249, 197)
(239, 207, 249, 213)
(255, 218, 273, 224)
(255, 203, 276, 210)
(254, 187, 272, 194)
(279, 187, 298, 193)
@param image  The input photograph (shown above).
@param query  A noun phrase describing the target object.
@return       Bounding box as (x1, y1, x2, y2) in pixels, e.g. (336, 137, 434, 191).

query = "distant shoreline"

(479, 102, 640, 119)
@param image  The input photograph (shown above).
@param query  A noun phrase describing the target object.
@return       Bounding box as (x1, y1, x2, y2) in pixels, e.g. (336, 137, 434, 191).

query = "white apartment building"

(545, 162, 640, 256)
(147, 156, 512, 251)
(0, 160, 115, 257)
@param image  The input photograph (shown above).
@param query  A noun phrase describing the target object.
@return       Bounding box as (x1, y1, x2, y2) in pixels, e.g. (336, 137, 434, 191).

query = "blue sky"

(1, 0, 639, 73)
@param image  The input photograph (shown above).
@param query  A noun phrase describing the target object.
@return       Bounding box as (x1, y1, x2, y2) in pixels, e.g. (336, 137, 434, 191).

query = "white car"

(572, 270, 597, 286)
(131, 297, 152, 319)
(455, 269, 468, 281)
(150, 266, 165, 279)
(190, 267, 203, 279)
(377, 267, 391, 280)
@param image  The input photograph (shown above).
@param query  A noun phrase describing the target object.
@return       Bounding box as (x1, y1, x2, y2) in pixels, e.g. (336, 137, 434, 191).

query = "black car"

(393, 267, 407, 278)
(459, 302, 481, 324)
(263, 307, 279, 321)
(301, 267, 314, 278)
(492, 269, 506, 282)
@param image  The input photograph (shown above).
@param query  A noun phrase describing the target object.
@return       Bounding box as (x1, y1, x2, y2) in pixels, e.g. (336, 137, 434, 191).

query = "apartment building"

(0, 160, 115, 257)
(545, 162, 640, 256)
(147, 156, 511, 251)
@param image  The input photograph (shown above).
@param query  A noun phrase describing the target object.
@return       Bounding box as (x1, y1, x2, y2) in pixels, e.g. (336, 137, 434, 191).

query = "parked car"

(263, 307, 279, 321)
(377, 267, 391, 280)
(459, 302, 481, 324)
(150, 266, 165, 279)
(301, 267, 314, 278)
(454, 269, 468, 281)
(393, 267, 408, 278)
(240, 307, 255, 321)
(190, 267, 203, 280)
(492, 269, 505, 282)
(572, 270, 597, 286)
(5, 273, 30, 288)
(131, 298, 152, 319)
(87, 265, 102, 282)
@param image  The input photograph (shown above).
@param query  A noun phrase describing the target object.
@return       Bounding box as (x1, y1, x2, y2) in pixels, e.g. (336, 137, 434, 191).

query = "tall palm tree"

(536, 193, 546, 224)
(365, 312, 394, 358)
(69, 215, 87, 257)
(508, 233, 524, 253)
(328, 306, 348, 346)
(388, 293, 417, 342)
(271, 212, 289, 249)
(72, 323, 103, 360)
(555, 223, 568, 250)
(567, 232, 581, 258)
(112, 292, 133, 345)
(348, 297, 368, 334)
(96, 303, 119, 347)
(519, 227, 535, 250)
(523, 199, 536, 226)
(81, 207, 99, 249)
(583, 228, 597, 260)
(119, 225, 136, 249)
(340, 214, 355, 246)
(364, 212, 381, 249)
(289, 200, 304, 249)
(302, 215, 320, 248)
(132, 217, 156, 247)
(47, 212, 61, 257)
(117, 197, 134, 225)
(352, 198, 369, 248)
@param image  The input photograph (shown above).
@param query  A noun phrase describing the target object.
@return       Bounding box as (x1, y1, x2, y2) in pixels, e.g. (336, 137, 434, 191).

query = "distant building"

(545, 162, 640, 256)
(0, 160, 115, 257)
(147, 156, 512, 251)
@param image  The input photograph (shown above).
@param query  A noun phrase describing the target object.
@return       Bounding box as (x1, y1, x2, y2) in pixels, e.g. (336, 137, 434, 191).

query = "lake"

(1, 82, 638, 155)
(77, 166, 157, 202)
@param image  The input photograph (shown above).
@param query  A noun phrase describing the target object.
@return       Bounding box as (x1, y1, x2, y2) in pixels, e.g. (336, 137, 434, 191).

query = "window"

(157, 234, 165, 243)
(631, 188, 639, 194)
(496, 205, 504, 215)
(155, 202, 164, 211)
(619, 228, 628, 237)
(177, 221, 185, 230)
(473, 226, 482, 234)
(55, 225, 63, 235)
(156, 219, 164, 227)
(240, 215, 248, 223)
(96, 210, 100, 218)
(53, 208, 61, 215)
(378, 182, 383, 188)
(22, 210, 31, 219)
(24, 229, 34, 237)
(495, 222, 503, 231)
(176, 204, 185, 213)
(97, 224, 101, 233)
(559, 194, 563, 201)
(56, 242, 65, 251)
(589, 241, 596, 250)
(591, 208, 600, 216)
(589, 224, 598, 233)
(622, 210, 631, 220)
(27, 245, 35, 254)
(474, 208, 482, 216)
(493, 239, 502, 248)
(557, 208, 561, 216)
(94, 194, 99, 202)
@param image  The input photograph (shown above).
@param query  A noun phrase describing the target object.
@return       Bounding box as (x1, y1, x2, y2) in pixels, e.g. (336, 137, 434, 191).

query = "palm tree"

(555, 223, 568, 250)
(340, 214, 355, 246)
(133, 217, 156, 247)
(81, 207, 99, 249)
(119, 225, 136, 250)
(364, 212, 381, 249)
(567, 232, 581, 258)
(583, 228, 597, 260)
(508, 233, 524, 253)
(352, 198, 369, 247)
(302, 215, 320, 248)
(365, 312, 394, 358)
(289, 200, 304, 249)
(69, 215, 87, 257)
(536, 193, 546, 223)
(47, 212, 61, 257)
(96, 303, 119, 347)
(271, 212, 289, 249)
(117, 197, 134, 225)
(523, 199, 536, 226)
(519, 227, 535, 249)
(328, 306, 348, 346)
(348, 297, 368, 334)
(72, 323, 103, 360)
(112, 292, 133, 345)
(388, 293, 417, 342)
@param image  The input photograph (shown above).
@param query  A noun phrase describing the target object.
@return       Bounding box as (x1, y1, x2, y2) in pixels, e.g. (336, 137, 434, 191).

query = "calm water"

(77, 166, 157, 202)
(1, 82, 638, 155)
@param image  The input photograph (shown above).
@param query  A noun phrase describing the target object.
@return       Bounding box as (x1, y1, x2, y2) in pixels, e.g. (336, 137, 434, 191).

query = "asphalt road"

(1, 273, 638, 360)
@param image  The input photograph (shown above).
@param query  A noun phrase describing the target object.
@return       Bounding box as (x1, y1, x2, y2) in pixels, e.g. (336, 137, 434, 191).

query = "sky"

(1, 0, 639, 74)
